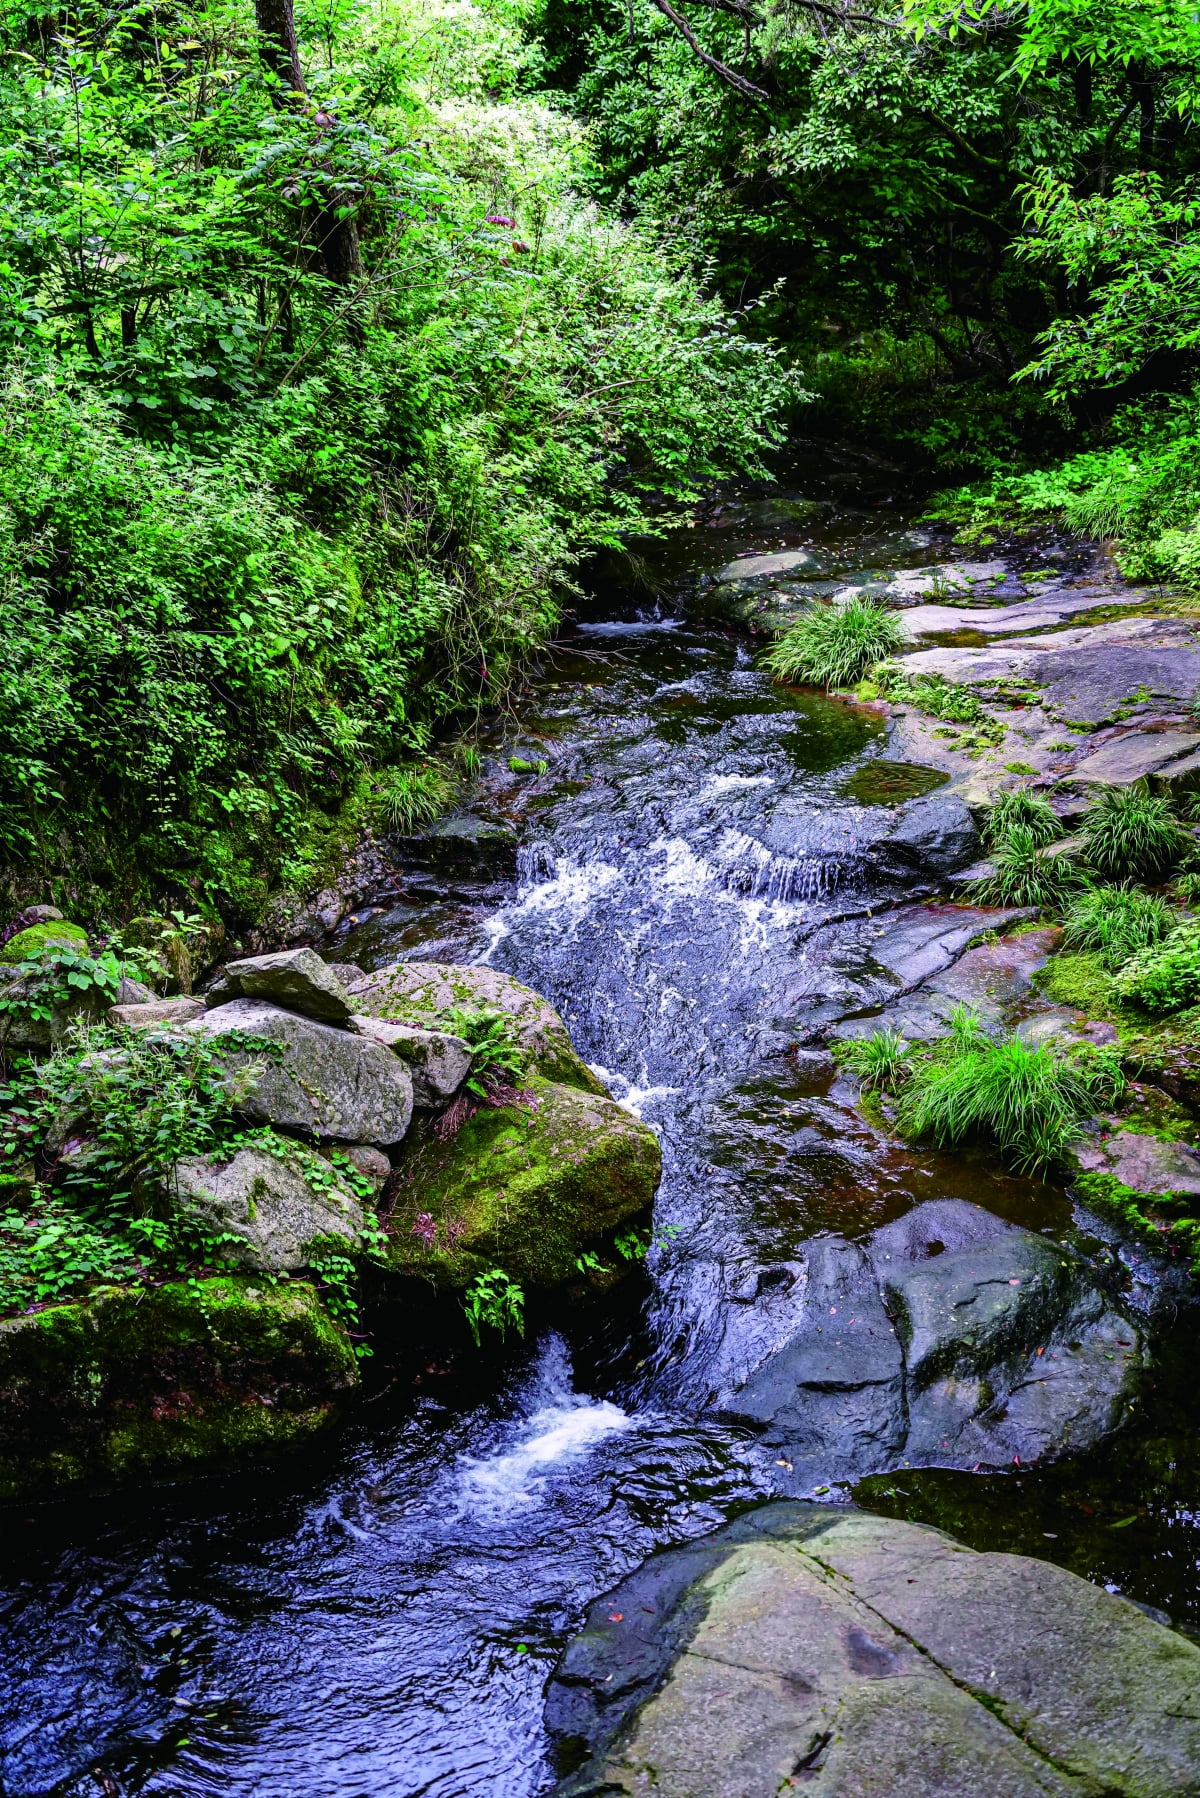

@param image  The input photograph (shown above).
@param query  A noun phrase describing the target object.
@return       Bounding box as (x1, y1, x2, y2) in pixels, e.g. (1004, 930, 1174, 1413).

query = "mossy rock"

(0, 920, 88, 965)
(348, 959, 607, 1095)
(0, 1275, 356, 1498)
(387, 1075, 661, 1287)
(1036, 949, 1200, 1108)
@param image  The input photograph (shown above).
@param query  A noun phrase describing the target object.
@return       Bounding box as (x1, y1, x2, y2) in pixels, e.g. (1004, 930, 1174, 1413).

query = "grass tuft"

(837, 1026, 910, 1088)
(1079, 784, 1189, 881)
(1061, 884, 1175, 969)
(984, 789, 1062, 850)
(371, 761, 457, 835)
(972, 825, 1080, 908)
(764, 595, 906, 690)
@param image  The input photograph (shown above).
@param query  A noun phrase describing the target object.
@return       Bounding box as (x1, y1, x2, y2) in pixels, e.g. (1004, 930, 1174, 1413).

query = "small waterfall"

(715, 828, 862, 902)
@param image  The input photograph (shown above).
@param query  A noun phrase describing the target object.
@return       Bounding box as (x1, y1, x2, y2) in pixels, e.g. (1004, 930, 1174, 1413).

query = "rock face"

(187, 996, 414, 1145)
(867, 793, 981, 877)
(108, 995, 206, 1028)
(1071, 1129, 1200, 1197)
(350, 1015, 472, 1105)
(0, 1276, 356, 1498)
(387, 1075, 661, 1286)
(706, 1201, 1142, 1485)
(216, 946, 354, 1024)
(547, 1502, 1200, 1798)
(347, 959, 606, 1094)
(173, 1144, 366, 1272)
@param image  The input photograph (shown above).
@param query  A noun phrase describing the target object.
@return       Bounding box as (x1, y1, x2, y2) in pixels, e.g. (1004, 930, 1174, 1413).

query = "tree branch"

(646, 0, 771, 99)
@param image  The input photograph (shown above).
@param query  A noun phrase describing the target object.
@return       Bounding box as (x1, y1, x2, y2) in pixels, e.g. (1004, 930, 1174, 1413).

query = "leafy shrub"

(0, 942, 123, 1024)
(1114, 923, 1200, 1013)
(764, 596, 905, 689)
(1079, 785, 1189, 880)
(972, 826, 1080, 908)
(984, 789, 1062, 850)
(896, 1009, 1124, 1171)
(463, 1266, 526, 1345)
(1062, 885, 1175, 970)
(836, 1027, 910, 1089)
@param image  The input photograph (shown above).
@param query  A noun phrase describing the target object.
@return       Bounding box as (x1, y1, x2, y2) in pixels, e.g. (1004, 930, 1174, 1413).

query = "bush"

(984, 789, 1062, 850)
(895, 1008, 1123, 1171)
(973, 826, 1080, 908)
(1114, 923, 1200, 1013)
(764, 596, 905, 689)
(1061, 885, 1175, 970)
(1079, 785, 1188, 880)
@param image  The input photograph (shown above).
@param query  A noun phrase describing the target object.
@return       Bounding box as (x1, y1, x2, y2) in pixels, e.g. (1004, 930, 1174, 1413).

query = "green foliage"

(371, 763, 458, 835)
(1115, 923, 1200, 1013)
(764, 597, 905, 690)
(836, 1027, 911, 1089)
(1080, 785, 1188, 881)
(895, 1007, 1124, 1171)
(0, 942, 123, 1022)
(973, 825, 1079, 908)
(984, 789, 1062, 849)
(443, 1003, 529, 1095)
(463, 1265, 526, 1345)
(1062, 885, 1176, 970)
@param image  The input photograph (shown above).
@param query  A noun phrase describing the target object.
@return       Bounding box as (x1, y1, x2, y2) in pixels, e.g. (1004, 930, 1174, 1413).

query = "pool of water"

(1, 455, 1196, 1798)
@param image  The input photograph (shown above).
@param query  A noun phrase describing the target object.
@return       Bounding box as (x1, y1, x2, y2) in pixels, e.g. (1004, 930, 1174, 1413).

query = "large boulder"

(386, 1075, 661, 1286)
(0, 1276, 356, 1499)
(212, 946, 354, 1024)
(548, 1502, 1200, 1798)
(0, 919, 88, 965)
(186, 997, 413, 1145)
(868, 792, 981, 877)
(172, 1143, 367, 1273)
(709, 1200, 1142, 1485)
(345, 960, 607, 1095)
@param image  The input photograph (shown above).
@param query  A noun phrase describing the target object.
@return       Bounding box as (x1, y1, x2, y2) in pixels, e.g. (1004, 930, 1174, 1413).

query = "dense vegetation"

(0, 0, 795, 926)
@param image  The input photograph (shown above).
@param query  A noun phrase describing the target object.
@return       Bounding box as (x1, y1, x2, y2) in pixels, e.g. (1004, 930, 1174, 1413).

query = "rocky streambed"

(3, 456, 1200, 1796)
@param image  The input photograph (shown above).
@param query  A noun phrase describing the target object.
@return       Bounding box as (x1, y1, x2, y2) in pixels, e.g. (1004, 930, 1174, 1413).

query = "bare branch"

(646, 0, 771, 98)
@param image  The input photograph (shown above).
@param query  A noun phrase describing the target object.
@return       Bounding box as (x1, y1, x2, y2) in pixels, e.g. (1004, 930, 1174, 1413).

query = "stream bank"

(2, 448, 1199, 1797)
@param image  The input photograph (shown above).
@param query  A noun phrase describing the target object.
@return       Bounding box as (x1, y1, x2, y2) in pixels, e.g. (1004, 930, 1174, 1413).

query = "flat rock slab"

(107, 996, 205, 1028)
(217, 947, 354, 1024)
(898, 617, 1200, 727)
(549, 1503, 1200, 1798)
(718, 548, 821, 582)
(925, 927, 1061, 1013)
(1071, 1129, 1200, 1198)
(1070, 729, 1200, 787)
(900, 588, 1127, 640)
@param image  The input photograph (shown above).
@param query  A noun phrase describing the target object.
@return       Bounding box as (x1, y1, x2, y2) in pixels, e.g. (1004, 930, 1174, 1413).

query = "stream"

(3, 450, 1199, 1798)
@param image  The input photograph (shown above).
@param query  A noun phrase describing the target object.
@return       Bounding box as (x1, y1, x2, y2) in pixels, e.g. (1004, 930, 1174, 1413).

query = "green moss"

(386, 1075, 660, 1287)
(1072, 1169, 1200, 1270)
(0, 1274, 356, 1498)
(0, 920, 88, 964)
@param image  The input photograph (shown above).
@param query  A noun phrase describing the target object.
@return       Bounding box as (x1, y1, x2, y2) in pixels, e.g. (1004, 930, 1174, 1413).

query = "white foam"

(589, 1064, 681, 1121)
(574, 618, 681, 637)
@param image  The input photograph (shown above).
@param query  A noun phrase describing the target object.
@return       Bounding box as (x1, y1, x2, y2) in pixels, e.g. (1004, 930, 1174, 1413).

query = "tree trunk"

(254, 0, 304, 95)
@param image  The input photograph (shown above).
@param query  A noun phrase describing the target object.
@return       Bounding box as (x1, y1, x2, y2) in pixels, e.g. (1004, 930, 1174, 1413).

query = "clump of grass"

(1114, 921, 1200, 1013)
(764, 595, 905, 690)
(984, 789, 1062, 850)
(837, 1026, 910, 1089)
(1079, 784, 1189, 880)
(972, 825, 1080, 908)
(371, 760, 456, 834)
(895, 1006, 1123, 1172)
(1061, 884, 1175, 969)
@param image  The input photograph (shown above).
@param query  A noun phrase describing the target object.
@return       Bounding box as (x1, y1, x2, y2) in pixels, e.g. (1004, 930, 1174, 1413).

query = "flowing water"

(3, 452, 1199, 1798)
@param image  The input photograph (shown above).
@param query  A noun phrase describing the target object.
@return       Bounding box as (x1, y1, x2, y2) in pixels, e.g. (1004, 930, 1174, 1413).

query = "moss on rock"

(0, 920, 88, 964)
(387, 1075, 661, 1287)
(0, 1275, 356, 1498)
(348, 959, 607, 1095)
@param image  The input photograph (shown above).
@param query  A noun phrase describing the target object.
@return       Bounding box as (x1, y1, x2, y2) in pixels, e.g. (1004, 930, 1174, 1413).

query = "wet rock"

(868, 793, 980, 877)
(347, 960, 606, 1095)
(186, 997, 414, 1145)
(173, 1144, 367, 1273)
(1015, 1007, 1118, 1050)
(107, 996, 206, 1029)
(717, 547, 821, 582)
(386, 1075, 660, 1288)
(0, 1276, 356, 1499)
(219, 947, 354, 1025)
(547, 1502, 1200, 1798)
(1070, 1129, 1200, 1198)
(350, 1015, 472, 1106)
(1070, 729, 1200, 788)
(925, 926, 1060, 1015)
(702, 1201, 1141, 1486)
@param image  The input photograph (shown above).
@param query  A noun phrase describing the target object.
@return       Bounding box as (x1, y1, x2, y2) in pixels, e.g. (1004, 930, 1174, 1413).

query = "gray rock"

(702, 1201, 1141, 1487)
(172, 1144, 366, 1273)
(1071, 1129, 1200, 1198)
(1070, 729, 1200, 787)
(340, 1144, 392, 1191)
(717, 547, 820, 582)
(220, 947, 354, 1024)
(115, 975, 156, 1005)
(547, 1503, 1200, 1798)
(347, 960, 606, 1094)
(186, 997, 413, 1146)
(350, 1015, 472, 1106)
(869, 793, 981, 876)
(108, 996, 206, 1029)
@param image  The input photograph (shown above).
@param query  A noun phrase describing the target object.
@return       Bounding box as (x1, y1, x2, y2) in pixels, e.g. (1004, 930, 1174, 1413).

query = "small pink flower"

(411, 1212, 437, 1247)
(485, 214, 515, 227)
